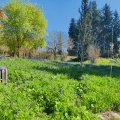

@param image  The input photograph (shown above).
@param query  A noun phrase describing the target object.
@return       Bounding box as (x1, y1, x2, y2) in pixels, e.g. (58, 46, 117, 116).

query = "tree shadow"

(33, 61, 120, 80)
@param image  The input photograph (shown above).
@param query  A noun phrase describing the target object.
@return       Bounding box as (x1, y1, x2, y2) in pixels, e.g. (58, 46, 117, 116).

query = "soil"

(98, 111, 120, 120)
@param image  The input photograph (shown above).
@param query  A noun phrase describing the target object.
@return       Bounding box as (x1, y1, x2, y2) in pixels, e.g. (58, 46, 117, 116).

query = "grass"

(0, 57, 120, 120)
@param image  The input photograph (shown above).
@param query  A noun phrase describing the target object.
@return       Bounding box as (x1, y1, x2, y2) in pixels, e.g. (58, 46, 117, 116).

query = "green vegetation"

(0, 58, 120, 119)
(68, 0, 120, 64)
(0, 0, 47, 57)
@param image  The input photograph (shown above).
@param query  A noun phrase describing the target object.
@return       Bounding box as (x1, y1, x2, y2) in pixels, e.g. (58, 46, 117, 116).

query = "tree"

(67, 37, 78, 56)
(112, 10, 120, 52)
(57, 32, 63, 54)
(88, 1, 101, 63)
(0, 0, 47, 57)
(46, 32, 59, 60)
(100, 4, 113, 55)
(77, 0, 93, 65)
(68, 18, 78, 49)
(0, 9, 7, 41)
(0, 9, 8, 56)
(90, 1, 101, 42)
(46, 31, 67, 60)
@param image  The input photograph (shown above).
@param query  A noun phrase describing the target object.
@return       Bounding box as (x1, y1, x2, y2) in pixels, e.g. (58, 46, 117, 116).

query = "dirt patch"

(98, 111, 120, 120)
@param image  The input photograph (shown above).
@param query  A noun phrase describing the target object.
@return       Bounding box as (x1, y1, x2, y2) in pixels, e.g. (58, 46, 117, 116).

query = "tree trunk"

(81, 45, 83, 66)
(53, 50, 57, 60)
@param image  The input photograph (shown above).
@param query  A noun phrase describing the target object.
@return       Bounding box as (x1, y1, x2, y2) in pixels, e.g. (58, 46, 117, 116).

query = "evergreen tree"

(88, 1, 101, 63)
(68, 18, 78, 49)
(77, 0, 93, 65)
(113, 11, 120, 42)
(90, 1, 101, 42)
(100, 4, 113, 54)
(112, 10, 120, 52)
(68, 1, 120, 59)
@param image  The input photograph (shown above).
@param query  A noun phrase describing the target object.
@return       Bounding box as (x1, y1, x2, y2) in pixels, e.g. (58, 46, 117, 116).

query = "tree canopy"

(68, 0, 120, 60)
(0, 0, 47, 57)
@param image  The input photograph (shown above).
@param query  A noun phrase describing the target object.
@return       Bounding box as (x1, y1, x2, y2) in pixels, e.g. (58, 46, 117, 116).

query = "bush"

(38, 51, 54, 60)
(87, 44, 100, 63)
(60, 52, 68, 61)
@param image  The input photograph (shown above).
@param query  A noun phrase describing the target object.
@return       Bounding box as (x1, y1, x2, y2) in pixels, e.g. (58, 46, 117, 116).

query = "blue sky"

(0, 0, 120, 34)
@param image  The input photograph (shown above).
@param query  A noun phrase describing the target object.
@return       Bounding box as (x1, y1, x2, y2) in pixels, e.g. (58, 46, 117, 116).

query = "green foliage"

(68, 1, 120, 60)
(90, 1, 101, 42)
(0, 58, 120, 119)
(100, 4, 113, 54)
(68, 18, 78, 49)
(113, 11, 120, 39)
(1, 0, 47, 56)
(77, 0, 93, 65)
(76, 76, 120, 113)
(68, 0, 94, 65)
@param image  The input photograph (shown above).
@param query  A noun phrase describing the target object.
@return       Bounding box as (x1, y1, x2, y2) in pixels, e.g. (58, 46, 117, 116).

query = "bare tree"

(58, 32, 62, 54)
(46, 31, 67, 60)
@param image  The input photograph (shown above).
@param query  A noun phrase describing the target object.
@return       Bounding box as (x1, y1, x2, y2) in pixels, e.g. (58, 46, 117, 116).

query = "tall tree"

(90, 1, 101, 42)
(88, 1, 101, 63)
(68, 18, 78, 49)
(112, 10, 120, 52)
(0, 0, 47, 57)
(0, 9, 8, 55)
(58, 32, 62, 54)
(77, 0, 93, 65)
(46, 31, 66, 60)
(0, 9, 7, 39)
(100, 4, 113, 54)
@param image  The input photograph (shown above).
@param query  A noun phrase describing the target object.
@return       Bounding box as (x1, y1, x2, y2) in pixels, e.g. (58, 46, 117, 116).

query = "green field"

(0, 58, 120, 120)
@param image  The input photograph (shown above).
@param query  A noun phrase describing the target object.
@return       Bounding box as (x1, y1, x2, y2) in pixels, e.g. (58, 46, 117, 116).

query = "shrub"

(38, 50, 54, 60)
(87, 44, 100, 63)
(60, 52, 68, 61)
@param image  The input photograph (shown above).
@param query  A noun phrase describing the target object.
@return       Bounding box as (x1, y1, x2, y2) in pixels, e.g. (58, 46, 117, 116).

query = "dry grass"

(66, 56, 77, 61)
(98, 111, 120, 120)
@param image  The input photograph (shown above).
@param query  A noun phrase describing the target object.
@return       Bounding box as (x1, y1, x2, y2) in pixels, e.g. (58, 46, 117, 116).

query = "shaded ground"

(33, 60, 120, 80)
(98, 111, 120, 120)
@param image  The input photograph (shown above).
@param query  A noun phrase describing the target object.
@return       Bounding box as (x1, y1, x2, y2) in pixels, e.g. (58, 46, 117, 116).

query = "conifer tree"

(88, 1, 101, 63)
(68, 18, 78, 49)
(90, 1, 101, 42)
(77, 0, 93, 65)
(100, 4, 113, 54)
